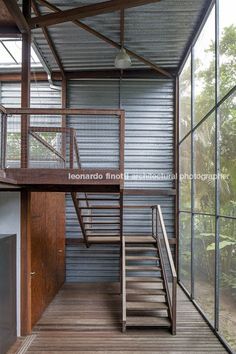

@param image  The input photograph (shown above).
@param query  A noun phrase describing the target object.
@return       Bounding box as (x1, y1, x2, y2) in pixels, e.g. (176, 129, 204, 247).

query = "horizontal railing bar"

(29, 126, 71, 133)
(6, 108, 124, 116)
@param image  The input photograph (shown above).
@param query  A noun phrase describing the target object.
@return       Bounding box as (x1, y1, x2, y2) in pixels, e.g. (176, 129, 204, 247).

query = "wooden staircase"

(122, 206, 177, 334)
(122, 235, 171, 331)
(71, 192, 122, 246)
(71, 192, 177, 334)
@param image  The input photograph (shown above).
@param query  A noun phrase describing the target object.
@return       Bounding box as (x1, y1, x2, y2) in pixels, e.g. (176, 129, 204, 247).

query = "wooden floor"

(21, 283, 227, 354)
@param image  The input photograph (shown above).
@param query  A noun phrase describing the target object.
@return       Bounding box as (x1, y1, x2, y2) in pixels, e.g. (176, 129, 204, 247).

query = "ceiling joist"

(2, 0, 29, 33)
(31, 0, 65, 77)
(35, 0, 172, 78)
(29, 0, 162, 29)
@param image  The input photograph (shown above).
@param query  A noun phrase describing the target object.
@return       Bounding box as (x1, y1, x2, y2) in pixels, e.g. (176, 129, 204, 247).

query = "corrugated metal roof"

(30, 0, 208, 71)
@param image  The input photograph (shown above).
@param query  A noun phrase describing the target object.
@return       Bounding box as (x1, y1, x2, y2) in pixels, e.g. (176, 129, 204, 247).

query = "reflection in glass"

(220, 92, 236, 217)
(179, 55, 191, 140)
(194, 113, 215, 213)
(219, 217, 236, 351)
(194, 6, 215, 124)
(194, 214, 215, 322)
(219, 0, 236, 100)
(179, 136, 191, 211)
(179, 212, 191, 292)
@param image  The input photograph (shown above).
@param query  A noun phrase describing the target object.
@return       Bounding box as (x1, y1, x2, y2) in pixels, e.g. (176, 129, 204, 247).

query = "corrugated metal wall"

(0, 79, 174, 283)
(0, 81, 61, 108)
(66, 79, 175, 282)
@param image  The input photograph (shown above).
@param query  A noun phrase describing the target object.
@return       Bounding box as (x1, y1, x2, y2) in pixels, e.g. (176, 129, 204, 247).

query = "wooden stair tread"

(86, 229, 120, 232)
(126, 277, 163, 283)
(125, 236, 156, 244)
(127, 282, 164, 289)
(84, 222, 120, 225)
(127, 301, 168, 310)
(126, 295, 166, 302)
(80, 206, 120, 209)
(126, 316, 171, 327)
(88, 236, 120, 243)
(82, 215, 120, 218)
(126, 256, 159, 260)
(126, 246, 157, 251)
(126, 288, 166, 295)
(126, 266, 161, 271)
(77, 198, 119, 201)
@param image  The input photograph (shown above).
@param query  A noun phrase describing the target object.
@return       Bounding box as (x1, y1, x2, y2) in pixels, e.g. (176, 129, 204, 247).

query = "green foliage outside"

(6, 131, 63, 166)
(179, 25, 236, 350)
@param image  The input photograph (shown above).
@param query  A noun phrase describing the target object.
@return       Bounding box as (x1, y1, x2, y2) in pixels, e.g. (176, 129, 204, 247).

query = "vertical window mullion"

(215, 0, 220, 332)
(190, 47, 195, 300)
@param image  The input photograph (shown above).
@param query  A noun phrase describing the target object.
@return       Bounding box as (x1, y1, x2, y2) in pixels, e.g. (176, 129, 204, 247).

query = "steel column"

(21, 0, 31, 168)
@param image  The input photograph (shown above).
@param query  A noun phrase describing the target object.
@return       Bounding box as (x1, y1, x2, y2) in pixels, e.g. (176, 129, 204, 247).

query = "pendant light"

(115, 9, 132, 69)
(114, 47, 132, 69)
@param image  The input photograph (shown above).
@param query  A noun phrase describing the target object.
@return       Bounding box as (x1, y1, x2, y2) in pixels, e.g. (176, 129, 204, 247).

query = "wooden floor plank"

(15, 283, 227, 354)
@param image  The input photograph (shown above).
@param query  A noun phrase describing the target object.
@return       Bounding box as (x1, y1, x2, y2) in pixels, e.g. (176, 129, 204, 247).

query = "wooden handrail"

(70, 130, 92, 246)
(71, 192, 89, 248)
(6, 108, 124, 116)
(153, 204, 177, 335)
(73, 131, 81, 168)
(0, 105, 6, 114)
(122, 232, 126, 332)
(0, 113, 7, 169)
(157, 205, 177, 279)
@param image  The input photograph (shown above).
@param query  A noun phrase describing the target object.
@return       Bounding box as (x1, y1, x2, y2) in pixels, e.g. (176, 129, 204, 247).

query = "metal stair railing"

(152, 205, 177, 335)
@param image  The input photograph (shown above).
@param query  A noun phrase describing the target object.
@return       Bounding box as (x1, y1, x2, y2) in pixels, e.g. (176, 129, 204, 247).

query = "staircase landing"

(4, 169, 122, 192)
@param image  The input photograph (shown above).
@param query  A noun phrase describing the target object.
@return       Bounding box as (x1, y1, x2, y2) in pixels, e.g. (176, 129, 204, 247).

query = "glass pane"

(1, 40, 41, 66)
(219, 0, 236, 100)
(179, 136, 191, 211)
(219, 217, 236, 351)
(220, 92, 236, 217)
(0, 42, 15, 64)
(194, 214, 215, 322)
(3, 40, 22, 63)
(179, 212, 191, 292)
(194, 113, 215, 213)
(179, 55, 191, 140)
(193, 7, 215, 125)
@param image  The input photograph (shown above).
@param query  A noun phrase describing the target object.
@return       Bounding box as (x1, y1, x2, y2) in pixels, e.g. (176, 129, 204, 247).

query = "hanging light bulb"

(115, 47, 132, 69)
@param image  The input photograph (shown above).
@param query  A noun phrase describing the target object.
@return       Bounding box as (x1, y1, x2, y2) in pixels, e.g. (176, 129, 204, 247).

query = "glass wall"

(179, 1, 236, 351)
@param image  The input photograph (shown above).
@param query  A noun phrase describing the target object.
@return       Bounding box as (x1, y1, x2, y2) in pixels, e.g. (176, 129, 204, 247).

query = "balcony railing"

(0, 107, 125, 173)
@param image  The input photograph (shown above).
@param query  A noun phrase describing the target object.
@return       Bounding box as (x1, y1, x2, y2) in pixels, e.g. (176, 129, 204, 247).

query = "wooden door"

(31, 192, 46, 327)
(30, 192, 65, 328)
